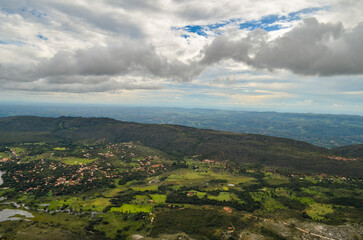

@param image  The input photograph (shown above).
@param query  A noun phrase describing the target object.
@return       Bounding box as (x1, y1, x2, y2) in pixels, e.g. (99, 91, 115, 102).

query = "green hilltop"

(0, 116, 362, 177)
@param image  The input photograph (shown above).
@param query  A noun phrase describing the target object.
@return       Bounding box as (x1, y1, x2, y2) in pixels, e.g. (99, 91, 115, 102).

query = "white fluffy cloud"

(0, 0, 362, 114)
(200, 18, 363, 76)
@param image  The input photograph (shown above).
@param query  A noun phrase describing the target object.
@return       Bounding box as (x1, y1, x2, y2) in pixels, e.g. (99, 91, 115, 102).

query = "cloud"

(0, 76, 162, 93)
(171, 0, 322, 23)
(2, 18, 362, 94)
(0, 38, 203, 92)
(0, 0, 362, 101)
(49, 2, 145, 38)
(173, 7, 323, 38)
(200, 18, 363, 76)
(106, 0, 161, 12)
(34, 39, 202, 80)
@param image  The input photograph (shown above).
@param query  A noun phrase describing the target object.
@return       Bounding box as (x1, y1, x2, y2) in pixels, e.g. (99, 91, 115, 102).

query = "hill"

(0, 116, 362, 240)
(0, 116, 362, 177)
(1, 104, 362, 147)
(333, 144, 363, 157)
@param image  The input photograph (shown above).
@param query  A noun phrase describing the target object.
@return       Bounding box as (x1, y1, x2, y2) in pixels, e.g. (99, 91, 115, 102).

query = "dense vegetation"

(0, 116, 362, 177)
(0, 143, 362, 239)
(0, 116, 362, 239)
(333, 144, 363, 157)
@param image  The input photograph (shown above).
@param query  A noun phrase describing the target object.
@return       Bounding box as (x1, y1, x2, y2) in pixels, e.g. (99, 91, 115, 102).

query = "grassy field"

(263, 172, 290, 185)
(262, 198, 286, 212)
(208, 192, 232, 201)
(42, 196, 111, 212)
(94, 212, 148, 239)
(110, 204, 152, 213)
(58, 157, 97, 165)
(306, 203, 334, 221)
(164, 168, 256, 188)
(150, 194, 167, 203)
(131, 185, 158, 192)
(54, 147, 66, 151)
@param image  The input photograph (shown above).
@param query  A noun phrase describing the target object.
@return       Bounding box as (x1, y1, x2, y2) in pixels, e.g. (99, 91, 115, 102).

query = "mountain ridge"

(1, 105, 362, 147)
(0, 116, 362, 177)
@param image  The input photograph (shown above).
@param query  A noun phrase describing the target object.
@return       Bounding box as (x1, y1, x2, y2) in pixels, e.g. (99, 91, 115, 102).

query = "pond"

(0, 209, 34, 222)
(0, 171, 4, 185)
(0, 171, 5, 200)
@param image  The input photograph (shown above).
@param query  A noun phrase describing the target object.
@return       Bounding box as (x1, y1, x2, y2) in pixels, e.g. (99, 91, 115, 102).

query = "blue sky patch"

(1, 7, 46, 18)
(173, 7, 322, 38)
(183, 25, 208, 37)
(28, 8, 46, 18)
(0, 40, 25, 45)
(238, 7, 322, 31)
(37, 34, 48, 40)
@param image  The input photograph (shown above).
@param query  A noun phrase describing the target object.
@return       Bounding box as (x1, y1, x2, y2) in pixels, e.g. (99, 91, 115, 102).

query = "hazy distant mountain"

(1, 104, 362, 148)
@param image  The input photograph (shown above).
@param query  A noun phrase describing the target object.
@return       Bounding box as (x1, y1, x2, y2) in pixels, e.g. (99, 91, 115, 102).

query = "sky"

(0, 0, 362, 115)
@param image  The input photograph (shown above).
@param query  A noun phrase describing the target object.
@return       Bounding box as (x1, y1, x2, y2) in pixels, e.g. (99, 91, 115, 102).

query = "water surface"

(0, 209, 34, 222)
(0, 171, 4, 185)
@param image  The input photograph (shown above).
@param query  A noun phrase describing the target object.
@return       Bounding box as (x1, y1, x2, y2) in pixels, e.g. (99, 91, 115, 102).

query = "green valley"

(0, 116, 362, 239)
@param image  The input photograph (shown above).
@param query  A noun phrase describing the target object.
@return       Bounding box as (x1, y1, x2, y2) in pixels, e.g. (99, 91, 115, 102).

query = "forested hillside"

(0, 116, 362, 177)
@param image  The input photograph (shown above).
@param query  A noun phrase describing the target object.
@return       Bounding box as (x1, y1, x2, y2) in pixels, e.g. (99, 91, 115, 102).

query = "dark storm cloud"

(200, 18, 363, 76)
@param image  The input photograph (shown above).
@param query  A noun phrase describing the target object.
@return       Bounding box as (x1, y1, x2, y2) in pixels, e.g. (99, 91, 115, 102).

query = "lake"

(0, 209, 34, 222)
